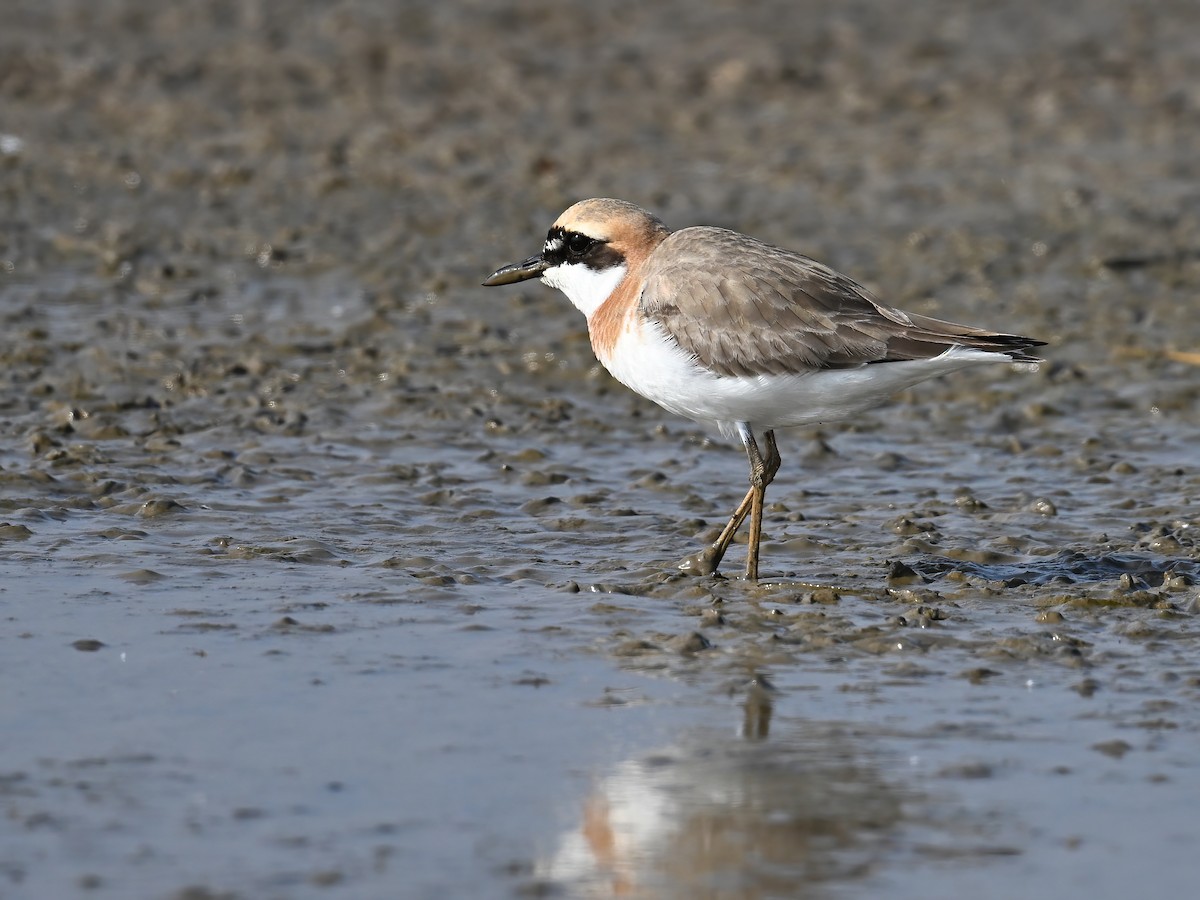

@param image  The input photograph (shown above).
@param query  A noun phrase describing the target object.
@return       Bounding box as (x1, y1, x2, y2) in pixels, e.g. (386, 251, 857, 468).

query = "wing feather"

(640, 227, 1044, 377)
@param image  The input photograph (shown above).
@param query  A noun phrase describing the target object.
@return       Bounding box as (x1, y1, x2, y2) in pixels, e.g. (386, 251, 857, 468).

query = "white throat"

(542, 262, 627, 319)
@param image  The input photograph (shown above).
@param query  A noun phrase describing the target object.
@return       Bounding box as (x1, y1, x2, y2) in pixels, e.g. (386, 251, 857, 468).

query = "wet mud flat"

(3, 0, 1200, 897)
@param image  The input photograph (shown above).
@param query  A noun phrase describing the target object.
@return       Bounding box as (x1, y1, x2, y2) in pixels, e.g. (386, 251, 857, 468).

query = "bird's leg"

(744, 429, 781, 581)
(678, 426, 782, 579)
(678, 487, 754, 577)
(710, 487, 756, 558)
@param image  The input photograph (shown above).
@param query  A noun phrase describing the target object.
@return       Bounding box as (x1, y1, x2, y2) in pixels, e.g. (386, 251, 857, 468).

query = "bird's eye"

(566, 233, 595, 256)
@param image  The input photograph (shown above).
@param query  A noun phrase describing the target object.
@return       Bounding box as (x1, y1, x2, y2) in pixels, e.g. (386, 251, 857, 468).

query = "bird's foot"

(678, 545, 724, 577)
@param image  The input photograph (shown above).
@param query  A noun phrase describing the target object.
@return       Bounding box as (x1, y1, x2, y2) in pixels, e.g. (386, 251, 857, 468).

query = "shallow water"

(3, 0, 1200, 897)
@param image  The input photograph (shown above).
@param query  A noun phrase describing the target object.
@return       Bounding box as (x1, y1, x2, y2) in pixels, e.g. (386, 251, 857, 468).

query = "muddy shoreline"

(3, 0, 1199, 896)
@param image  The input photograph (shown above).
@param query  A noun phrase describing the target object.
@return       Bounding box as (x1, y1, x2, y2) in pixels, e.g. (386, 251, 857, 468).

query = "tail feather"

(881, 312, 1046, 364)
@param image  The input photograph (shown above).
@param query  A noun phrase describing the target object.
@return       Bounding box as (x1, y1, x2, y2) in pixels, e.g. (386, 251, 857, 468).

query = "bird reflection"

(740, 677, 774, 741)
(538, 686, 904, 898)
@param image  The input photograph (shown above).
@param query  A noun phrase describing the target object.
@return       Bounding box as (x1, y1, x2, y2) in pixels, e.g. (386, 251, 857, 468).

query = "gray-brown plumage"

(641, 228, 1043, 378)
(483, 198, 1046, 582)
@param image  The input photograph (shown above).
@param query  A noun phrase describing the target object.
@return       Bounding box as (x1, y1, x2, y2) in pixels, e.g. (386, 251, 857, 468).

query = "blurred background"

(2, 1, 1198, 898)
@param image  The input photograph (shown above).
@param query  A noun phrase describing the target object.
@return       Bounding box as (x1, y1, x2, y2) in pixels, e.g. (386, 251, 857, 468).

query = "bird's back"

(640, 227, 1044, 378)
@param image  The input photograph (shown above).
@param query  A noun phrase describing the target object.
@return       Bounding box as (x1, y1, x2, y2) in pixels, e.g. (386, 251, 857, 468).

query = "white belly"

(599, 318, 1010, 438)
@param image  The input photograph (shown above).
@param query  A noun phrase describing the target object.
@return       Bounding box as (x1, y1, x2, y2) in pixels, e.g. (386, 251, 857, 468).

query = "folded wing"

(641, 227, 1044, 378)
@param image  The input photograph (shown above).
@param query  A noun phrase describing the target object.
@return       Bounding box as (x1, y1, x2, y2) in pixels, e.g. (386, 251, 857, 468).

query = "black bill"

(482, 254, 547, 286)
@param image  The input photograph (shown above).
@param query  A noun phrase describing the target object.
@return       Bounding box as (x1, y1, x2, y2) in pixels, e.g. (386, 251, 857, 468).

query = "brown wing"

(640, 227, 1044, 378)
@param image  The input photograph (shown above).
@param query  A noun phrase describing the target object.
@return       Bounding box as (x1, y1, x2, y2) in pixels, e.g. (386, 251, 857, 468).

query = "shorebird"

(484, 199, 1044, 581)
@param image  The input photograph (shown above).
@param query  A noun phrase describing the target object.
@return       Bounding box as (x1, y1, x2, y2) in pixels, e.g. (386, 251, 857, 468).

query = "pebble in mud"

(798, 588, 841, 605)
(272, 616, 335, 634)
(119, 569, 166, 584)
(1073, 678, 1101, 698)
(136, 498, 186, 517)
(962, 668, 1002, 684)
(670, 631, 714, 655)
(1092, 740, 1133, 759)
(885, 560, 927, 585)
(1030, 498, 1058, 516)
(1034, 610, 1066, 623)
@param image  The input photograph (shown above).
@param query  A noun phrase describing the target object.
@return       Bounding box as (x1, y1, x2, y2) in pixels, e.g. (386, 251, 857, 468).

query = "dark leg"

(677, 487, 754, 577)
(678, 426, 782, 580)
(744, 429, 781, 581)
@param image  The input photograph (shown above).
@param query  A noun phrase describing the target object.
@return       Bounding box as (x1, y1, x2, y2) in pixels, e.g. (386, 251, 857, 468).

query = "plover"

(484, 199, 1044, 581)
